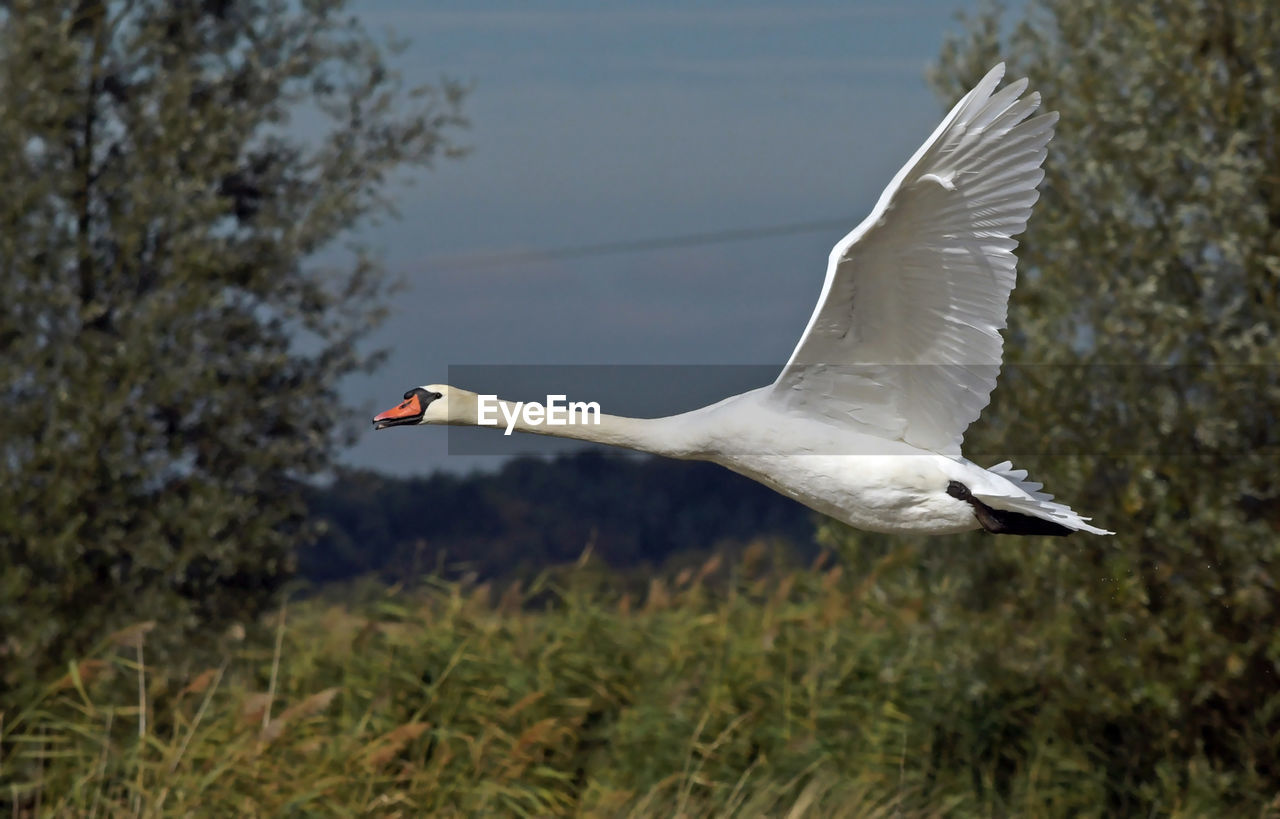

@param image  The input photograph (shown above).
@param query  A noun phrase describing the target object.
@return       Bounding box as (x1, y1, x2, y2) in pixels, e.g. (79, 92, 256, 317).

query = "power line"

(419, 217, 853, 273)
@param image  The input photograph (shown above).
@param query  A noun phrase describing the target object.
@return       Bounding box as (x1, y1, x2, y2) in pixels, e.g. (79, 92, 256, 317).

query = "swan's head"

(372, 384, 462, 429)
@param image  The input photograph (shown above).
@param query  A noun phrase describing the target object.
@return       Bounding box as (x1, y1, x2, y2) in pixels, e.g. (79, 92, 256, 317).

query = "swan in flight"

(374, 64, 1111, 536)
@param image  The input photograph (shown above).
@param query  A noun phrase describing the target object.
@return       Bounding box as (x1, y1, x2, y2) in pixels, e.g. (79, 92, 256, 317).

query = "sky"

(339, 0, 987, 475)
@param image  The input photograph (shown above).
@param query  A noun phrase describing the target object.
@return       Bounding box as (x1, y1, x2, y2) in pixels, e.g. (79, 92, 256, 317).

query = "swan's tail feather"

(976, 461, 1114, 536)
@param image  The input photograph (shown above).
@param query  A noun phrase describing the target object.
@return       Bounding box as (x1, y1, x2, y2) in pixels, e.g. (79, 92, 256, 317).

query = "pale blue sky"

(340, 1, 987, 474)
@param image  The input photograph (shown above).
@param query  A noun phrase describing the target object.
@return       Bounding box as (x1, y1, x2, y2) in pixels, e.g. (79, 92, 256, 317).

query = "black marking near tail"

(946, 481, 1073, 537)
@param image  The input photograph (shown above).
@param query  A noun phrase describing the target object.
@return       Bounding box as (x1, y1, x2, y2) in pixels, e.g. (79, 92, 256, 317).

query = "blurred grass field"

(6, 543, 1278, 817)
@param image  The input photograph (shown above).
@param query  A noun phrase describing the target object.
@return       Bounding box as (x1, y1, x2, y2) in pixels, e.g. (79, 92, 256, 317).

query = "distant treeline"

(301, 451, 817, 584)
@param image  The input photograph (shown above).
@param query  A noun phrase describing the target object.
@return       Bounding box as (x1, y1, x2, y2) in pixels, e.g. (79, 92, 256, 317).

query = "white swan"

(375, 64, 1111, 537)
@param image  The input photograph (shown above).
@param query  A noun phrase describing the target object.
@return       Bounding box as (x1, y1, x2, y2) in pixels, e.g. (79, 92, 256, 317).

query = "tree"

(820, 0, 1280, 811)
(0, 0, 465, 698)
(299, 452, 816, 585)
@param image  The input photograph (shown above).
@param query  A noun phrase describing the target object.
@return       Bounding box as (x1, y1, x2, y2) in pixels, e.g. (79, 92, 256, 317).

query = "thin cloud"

(608, 54, 931, 81)
(363, 6, 938, 32)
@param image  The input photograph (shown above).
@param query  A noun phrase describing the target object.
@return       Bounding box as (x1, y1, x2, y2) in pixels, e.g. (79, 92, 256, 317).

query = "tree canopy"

(818, 0, 1279, 810)
(0, 0, 465, 698)
(302, 452, 817, 586)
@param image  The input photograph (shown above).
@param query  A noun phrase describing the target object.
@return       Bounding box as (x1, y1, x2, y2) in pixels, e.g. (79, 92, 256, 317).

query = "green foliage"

(303, 452, 816, 584)
(4, 562, 1272, 816)
(816, 0, 1280, 812)
(0, 0, 465, 704)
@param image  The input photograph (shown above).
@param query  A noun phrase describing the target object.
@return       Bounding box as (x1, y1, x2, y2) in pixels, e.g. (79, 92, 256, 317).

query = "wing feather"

(772, 64, 1057, 455)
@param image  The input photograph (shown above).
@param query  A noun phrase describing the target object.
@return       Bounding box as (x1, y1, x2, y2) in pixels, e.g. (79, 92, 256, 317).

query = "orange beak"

(372, 393, 423, 430)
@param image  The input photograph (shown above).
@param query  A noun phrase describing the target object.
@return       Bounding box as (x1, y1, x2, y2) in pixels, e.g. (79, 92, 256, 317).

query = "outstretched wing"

(772, 64, 1057, 456)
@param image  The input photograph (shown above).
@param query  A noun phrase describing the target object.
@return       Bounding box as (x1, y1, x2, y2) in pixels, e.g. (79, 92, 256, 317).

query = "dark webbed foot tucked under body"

(947, 481, 1073, 537)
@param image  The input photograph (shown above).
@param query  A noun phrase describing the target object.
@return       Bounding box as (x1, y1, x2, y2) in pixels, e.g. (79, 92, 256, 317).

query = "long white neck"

(443, 388, 706, 459)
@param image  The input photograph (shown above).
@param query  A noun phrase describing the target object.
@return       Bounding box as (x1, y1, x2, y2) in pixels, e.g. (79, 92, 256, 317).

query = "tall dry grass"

(2, 547, 1274, 817)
